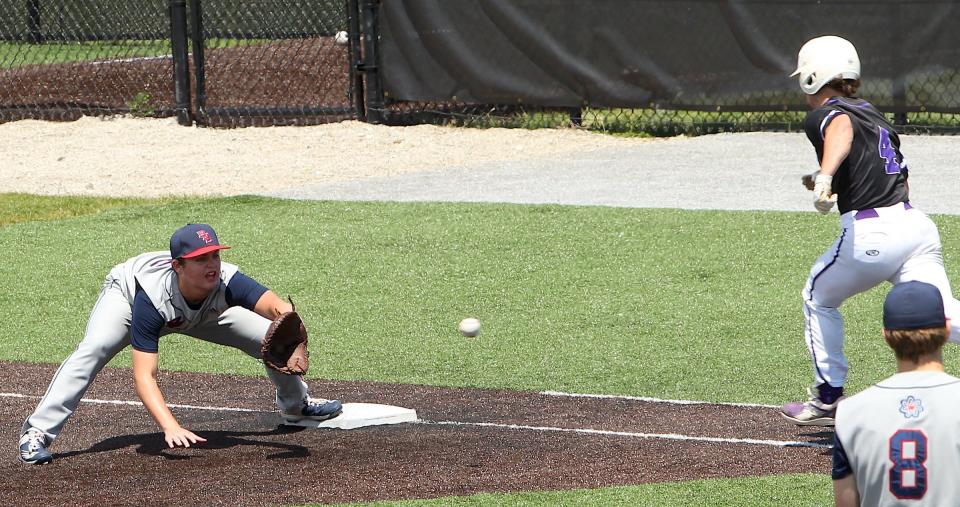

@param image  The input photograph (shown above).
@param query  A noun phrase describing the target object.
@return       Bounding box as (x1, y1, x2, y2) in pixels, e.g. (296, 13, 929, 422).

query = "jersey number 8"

(889, 429, 927, 499)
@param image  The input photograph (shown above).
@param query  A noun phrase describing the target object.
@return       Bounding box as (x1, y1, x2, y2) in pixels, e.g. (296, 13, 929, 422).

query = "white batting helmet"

(790, 35, 861, 95)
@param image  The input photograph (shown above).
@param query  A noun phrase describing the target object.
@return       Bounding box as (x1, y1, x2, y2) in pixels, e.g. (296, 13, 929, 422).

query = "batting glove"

(812, 174, 837, 214)
(801, 171, 818, 191)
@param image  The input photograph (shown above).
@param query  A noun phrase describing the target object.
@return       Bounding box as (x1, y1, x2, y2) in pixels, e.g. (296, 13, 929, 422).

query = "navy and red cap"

(883, 281, 947, 331)
(170, 223, 231, 259)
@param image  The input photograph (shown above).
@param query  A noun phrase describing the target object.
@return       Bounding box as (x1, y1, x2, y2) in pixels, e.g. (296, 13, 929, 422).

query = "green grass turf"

(0, 40, 172, 68)
(2, 195, 958, 405)
(321, 473, 831, 507)
(0, 193, 155, 226)
(0, 39, 266, 69)
(8, 194, 955, 506)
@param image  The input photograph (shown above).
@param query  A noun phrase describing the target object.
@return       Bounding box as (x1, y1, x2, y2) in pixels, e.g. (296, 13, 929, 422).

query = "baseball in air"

(334, 31, 349, 45)
(458, 318, 481, 337)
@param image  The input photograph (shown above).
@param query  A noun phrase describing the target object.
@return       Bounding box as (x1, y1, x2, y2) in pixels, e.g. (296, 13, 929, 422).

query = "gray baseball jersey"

(833, 371, 960, 505)
(111, 250, 240, 333)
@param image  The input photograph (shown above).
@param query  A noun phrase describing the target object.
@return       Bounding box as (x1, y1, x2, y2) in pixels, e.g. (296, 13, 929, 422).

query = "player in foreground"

(833, 281, 960, 506)
(780, 35, 960, 426)
(18, 224, 342, 465)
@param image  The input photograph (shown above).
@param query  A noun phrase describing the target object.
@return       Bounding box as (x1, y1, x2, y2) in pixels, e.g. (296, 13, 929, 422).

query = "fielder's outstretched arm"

(254, 289, 295, 320)
(132, 349, 207, 448)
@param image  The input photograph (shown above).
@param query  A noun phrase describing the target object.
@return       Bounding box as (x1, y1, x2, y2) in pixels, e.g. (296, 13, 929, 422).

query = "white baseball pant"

(803, 202, 960, 387)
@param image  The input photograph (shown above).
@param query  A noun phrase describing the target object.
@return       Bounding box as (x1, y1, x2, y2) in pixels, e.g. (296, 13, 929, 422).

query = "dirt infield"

(1, 361, 831, 506)
(0, 37, 350, 126)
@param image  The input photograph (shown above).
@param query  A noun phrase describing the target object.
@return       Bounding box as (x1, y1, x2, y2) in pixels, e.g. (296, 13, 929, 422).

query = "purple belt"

(855, 202, 912, 220)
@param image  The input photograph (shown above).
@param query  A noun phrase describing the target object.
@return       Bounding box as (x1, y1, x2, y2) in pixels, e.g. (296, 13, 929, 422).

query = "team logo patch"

(866, 250, 880, 256)
(196, 229, 213, 244)
(899, 395, 924, 419)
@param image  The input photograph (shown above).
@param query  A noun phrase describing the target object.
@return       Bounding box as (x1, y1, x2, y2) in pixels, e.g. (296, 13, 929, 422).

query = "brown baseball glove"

(261, 310, 309, 375)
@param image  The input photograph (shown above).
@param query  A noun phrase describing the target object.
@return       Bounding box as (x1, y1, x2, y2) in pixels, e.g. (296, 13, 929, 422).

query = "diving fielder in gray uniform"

(833, 281, 960, 506)
(18, 224, 342, 465)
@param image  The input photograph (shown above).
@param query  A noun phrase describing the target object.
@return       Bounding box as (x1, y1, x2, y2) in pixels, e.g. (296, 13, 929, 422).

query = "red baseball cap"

(169, 224, 231, 259)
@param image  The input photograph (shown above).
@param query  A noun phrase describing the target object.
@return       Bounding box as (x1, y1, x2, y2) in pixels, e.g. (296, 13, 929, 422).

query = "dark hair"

(883, 326, 948, 362)
(825, 78, 860, 97)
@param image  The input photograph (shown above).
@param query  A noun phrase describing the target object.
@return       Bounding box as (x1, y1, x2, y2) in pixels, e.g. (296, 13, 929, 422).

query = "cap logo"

(196, 230, 213, 245)
(171, 224, 229, 259)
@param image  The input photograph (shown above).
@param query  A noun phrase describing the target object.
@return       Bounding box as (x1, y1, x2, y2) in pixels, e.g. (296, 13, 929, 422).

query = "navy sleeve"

(131, 289, 164, 353)
(225, 271, 269, 311)
(832, 432, 853, 480)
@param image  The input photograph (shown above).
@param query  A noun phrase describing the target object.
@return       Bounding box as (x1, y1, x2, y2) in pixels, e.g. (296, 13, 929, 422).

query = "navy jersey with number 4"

(803, 97, 909, 214)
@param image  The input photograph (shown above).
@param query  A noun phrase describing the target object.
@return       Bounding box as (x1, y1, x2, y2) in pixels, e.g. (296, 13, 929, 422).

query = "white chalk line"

(0, 392, 269, 413)
(90, 55, 173, 66)
(421, 420, 829, 449)
(0, 391, 825, 450)
(540, 390, 780, 409)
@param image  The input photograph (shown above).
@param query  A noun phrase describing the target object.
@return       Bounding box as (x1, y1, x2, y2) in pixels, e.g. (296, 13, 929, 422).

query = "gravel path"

(2, 117, 958, 215)
(271, 132, 960, 215)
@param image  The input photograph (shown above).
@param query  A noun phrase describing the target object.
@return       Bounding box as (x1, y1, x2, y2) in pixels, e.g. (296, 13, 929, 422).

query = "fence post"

(360, 0, 384, 124)
(189, 0, 207, 122)
(169, 0, 193, 125)
(347, 0, 365, 121)
(569, 107, 582, 127)
(893, 78, 908, 126)
(26, 0, 42, 43)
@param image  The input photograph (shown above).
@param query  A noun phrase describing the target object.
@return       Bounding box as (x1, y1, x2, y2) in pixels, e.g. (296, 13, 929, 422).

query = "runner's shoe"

(780, 386, 842, 426)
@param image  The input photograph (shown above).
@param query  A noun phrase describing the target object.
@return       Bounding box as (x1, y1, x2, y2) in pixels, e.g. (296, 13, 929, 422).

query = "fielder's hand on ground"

(164, 426, 207, 448)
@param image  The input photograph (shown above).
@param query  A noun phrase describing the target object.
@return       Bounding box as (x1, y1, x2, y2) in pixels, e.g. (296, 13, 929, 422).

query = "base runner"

(780, 35, 960, 426)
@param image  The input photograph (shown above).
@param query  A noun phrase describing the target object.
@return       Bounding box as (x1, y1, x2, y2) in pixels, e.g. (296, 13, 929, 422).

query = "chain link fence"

(368, 1, 960, 135)
(3, 1, 960, 134)
(0, 0, 354, 126)
(369, 57, 960, 133)
(373, 103, 960, 136)
(0, 0, 175, 122)
(190, 0, 353, 127)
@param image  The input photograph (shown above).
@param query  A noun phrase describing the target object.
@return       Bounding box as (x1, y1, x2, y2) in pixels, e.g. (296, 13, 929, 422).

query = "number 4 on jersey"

(878, 127, 903, 174)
